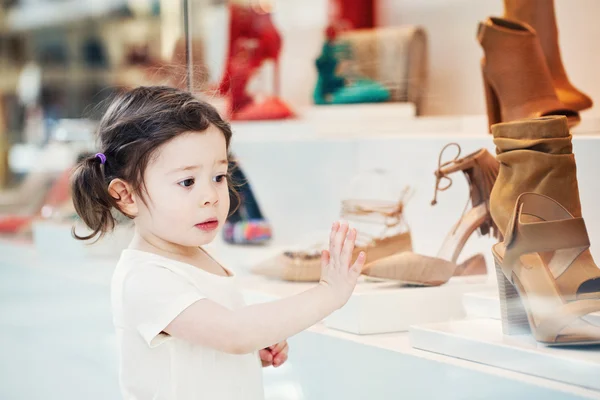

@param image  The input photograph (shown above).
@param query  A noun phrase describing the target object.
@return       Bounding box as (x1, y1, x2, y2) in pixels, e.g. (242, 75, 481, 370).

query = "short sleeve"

(122, 265, 205, 348)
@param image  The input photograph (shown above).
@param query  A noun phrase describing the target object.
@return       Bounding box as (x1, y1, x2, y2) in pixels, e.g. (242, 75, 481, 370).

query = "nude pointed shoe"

(493, 193, 600, 345)
(362, 143, 498, 286)
(252, 194, 413, 282)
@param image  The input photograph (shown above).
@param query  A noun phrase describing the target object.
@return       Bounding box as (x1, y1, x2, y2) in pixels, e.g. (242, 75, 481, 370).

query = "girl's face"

(134, 126, 231, 248)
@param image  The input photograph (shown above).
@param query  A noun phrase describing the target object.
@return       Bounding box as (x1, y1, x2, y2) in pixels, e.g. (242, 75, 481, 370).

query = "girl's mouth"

(196, 218, 219, 232)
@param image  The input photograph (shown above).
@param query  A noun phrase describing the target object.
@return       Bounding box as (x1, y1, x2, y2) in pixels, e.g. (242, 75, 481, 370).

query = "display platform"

(238, 272, 492, 335)
(231, 112, 488, 139)
(231, 112, 600, 139)
(238, 273, 600, 398)
(463, 290, 600, 325)
(303, 102, 416, 124)
(410, 319, 600, 392)
(463, 290, 501, 319)
(325, 275, 492, 334)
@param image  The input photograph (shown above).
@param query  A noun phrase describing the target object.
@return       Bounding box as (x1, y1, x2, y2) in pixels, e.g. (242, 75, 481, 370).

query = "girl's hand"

(319, 221, 365, 309)
(260, 341, 288, 368)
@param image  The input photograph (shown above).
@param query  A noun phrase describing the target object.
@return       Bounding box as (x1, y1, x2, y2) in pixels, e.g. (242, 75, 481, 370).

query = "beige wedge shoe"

(252, 194, 413, 282)
(492, 192, 600, 345)
(362, 143, 499, 286)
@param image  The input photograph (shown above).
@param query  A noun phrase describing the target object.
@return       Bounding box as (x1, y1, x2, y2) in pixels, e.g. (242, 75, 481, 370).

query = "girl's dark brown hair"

(71, 86, 234, 241)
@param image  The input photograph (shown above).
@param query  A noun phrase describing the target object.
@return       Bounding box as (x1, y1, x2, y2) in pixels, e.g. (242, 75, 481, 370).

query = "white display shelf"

(291, 324, 600, 400)
(410, 319, 600, 393)
(238, 273, 493, 335)
(463, 290, 501, 319)
(302, 102, 416, 122)
(325, 275, 492, 334)
(463, 290, 600, 325)
(237, 271, 600, 398)
(231, 112, 488, 139)
(231, 113, 600, 139)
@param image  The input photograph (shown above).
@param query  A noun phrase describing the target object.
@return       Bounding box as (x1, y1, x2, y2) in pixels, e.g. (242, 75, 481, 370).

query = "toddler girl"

(71, 86, 365, 400)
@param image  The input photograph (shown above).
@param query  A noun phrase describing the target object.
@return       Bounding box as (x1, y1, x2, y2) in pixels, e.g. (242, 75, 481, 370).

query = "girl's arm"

(164, 221, 364, 354)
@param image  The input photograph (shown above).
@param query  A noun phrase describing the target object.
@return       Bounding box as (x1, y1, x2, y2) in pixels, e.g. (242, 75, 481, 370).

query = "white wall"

(377, 0, 600, 117)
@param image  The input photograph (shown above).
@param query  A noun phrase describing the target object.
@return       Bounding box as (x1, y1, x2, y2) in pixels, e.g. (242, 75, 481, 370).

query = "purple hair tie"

(95, 153, 106, 165)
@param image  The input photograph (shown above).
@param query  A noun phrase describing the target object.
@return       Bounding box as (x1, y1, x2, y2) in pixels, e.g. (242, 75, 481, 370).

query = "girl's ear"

(108, 179, 139, 217)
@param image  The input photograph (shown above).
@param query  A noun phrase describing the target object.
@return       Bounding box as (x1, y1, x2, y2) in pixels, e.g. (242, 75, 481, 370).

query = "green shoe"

(313, 38, 390, 105)
(331, 79, 390, 104)
(313, 42, 346, 104)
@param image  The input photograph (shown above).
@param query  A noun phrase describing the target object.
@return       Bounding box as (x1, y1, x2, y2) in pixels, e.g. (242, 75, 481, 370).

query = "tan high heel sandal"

(492, 192, 600, 345)
(490, 116, 600, 302)
(362, 143, 499, 286)
(252, 192, 413, 282)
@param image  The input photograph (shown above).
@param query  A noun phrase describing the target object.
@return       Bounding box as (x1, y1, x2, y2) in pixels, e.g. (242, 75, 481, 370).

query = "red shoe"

(0, 215, 32, 234)
(0, 167, 73, 234)
(233, 96, 294, 121)
(217, 2, 293, 120)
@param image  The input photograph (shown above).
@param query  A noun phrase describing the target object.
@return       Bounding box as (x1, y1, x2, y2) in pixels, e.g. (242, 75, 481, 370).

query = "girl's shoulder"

(116, 249, 188, 277)
(112, 249, 244, 311)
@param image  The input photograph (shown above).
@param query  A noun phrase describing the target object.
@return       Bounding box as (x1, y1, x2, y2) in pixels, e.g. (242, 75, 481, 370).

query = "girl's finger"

(270, 341, 287, 356)
(274, 344, 288, 367)
(279, 342, 289, 356)
(320, 250, 330, 270)
(350, 251, 367, 276)
(340, 228, 357, 267)
(259, 349, 273, 364)
(274, 351, 288, 367)
(332, 221, 349, 264)
(329, 221, 339, 255)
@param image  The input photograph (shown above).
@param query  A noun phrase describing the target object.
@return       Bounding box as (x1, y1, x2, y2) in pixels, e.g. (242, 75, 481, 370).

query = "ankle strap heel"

(431, 143, 500, 239)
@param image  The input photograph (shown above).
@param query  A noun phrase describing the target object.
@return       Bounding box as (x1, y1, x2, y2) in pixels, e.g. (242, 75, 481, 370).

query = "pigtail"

(70, 155, 117, 241)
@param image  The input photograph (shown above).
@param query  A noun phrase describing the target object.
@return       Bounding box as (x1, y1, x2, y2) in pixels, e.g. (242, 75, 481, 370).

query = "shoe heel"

(482, 68, 501, 133)
(494, 257, 531, 335)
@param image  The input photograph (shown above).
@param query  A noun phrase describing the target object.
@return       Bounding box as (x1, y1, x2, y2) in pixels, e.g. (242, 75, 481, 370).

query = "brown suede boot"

(477, 17, 579, 132)
(504, 0, 593, 111)
(490, 116, 600, 301)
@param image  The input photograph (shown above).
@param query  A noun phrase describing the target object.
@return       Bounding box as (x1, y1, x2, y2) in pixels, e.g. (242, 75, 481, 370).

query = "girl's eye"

(213, 174, 227, 183)
(178, 178, 195, 187)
